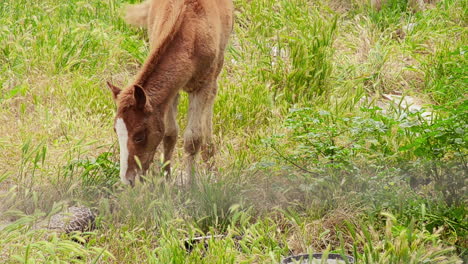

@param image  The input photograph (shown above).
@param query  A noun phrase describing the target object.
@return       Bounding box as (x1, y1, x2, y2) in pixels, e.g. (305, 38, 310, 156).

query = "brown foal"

(107, 0, 233, 186)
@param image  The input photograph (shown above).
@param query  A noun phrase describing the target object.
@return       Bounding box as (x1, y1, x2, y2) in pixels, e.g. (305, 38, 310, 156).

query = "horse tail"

(125, 0, 150, 27)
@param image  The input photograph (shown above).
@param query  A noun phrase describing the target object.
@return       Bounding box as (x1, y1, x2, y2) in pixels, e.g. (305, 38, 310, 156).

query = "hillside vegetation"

(0, 0, 466, 263)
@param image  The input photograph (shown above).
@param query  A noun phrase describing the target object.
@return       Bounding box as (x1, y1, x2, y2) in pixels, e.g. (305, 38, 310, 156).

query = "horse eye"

(134, 132, 146, 143)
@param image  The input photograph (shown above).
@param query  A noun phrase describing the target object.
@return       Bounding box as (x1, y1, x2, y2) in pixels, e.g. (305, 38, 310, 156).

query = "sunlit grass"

(0, 0, 466, 262)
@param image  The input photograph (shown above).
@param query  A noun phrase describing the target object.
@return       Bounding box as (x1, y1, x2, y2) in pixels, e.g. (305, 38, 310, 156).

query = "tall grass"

(235, 0, 337, 102)
(0, 0, 466, 262)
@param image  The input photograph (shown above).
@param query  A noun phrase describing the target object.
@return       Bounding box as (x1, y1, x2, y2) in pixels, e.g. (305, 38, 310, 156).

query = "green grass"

(0, 0, 466, 263)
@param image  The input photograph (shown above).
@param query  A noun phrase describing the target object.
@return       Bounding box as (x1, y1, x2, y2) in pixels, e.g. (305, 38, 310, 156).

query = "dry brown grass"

(286, 208, 361, 255)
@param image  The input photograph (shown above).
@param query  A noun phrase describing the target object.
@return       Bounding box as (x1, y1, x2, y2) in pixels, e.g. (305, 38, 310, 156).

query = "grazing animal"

(107, 0, 233, 186)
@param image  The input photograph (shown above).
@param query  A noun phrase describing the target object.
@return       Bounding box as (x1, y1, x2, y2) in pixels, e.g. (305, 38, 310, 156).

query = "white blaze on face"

(115, 118, 130, 185)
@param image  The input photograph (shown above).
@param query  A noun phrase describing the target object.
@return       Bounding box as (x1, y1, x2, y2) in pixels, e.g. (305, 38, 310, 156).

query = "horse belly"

(183, 0, 233, 92)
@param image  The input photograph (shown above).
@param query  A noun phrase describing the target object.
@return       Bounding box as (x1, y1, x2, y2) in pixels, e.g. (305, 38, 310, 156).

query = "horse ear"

(133, 84, 152, 112)
(107, 81, 121, 100)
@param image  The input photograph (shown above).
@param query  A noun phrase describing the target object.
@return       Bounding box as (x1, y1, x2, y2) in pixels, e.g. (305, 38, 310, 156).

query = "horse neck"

(132, 0, 185, 111)
(133, 43, 184, 113)
(134, 69, 175, 115)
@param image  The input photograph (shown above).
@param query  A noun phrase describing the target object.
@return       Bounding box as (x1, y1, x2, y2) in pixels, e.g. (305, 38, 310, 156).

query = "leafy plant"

(398, 102, 467, 205)
(267, 107, 394, 171)
(63, 152, 119, 190)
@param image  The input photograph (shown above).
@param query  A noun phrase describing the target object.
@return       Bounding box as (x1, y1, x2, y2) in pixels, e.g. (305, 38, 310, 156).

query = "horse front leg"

(163, 93, 179, 177)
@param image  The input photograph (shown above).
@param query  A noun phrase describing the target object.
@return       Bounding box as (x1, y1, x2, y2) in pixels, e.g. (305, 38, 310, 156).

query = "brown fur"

(124, 0, 150, 27)
(108, 0, 233, 185)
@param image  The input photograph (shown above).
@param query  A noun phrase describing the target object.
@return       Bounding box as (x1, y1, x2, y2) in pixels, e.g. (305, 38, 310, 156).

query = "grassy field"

(0, 0, 466, 263)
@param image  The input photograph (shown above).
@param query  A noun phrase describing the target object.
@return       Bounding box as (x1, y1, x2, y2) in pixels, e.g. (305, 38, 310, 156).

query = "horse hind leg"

(184, 89, 213, 185)
(201, 83, 217, 168)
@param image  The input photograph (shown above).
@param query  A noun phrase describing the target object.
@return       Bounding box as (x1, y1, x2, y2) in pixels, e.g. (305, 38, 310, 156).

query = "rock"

(359, 94, 432, 121)
(48, 206, 96, 233)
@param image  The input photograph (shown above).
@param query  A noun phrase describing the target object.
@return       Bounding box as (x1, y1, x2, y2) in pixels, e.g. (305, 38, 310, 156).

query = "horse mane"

(134, 0, 187, 88)
(117, 0, 187, 109)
